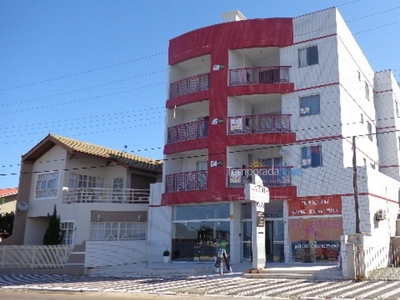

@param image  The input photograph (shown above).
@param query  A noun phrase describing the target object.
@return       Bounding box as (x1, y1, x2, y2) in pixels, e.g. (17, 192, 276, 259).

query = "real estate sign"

(244, 174, 269, 270)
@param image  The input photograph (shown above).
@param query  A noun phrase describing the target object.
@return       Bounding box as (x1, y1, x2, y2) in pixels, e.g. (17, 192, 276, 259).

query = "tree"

(43, 205, 63, 245)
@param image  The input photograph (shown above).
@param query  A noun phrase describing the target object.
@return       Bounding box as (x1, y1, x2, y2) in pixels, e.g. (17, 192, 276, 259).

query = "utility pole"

(352, 136, 360, 234)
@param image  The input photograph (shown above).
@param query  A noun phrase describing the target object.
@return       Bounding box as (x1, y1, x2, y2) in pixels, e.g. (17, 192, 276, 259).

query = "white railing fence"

(0, 245, 72, 269)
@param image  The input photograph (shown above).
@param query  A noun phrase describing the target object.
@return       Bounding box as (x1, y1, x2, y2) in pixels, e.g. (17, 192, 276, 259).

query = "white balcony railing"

(64, 188, 150, 204)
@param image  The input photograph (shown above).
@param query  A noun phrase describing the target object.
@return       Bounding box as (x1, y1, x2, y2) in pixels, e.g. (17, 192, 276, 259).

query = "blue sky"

(1, 0, 399, 189)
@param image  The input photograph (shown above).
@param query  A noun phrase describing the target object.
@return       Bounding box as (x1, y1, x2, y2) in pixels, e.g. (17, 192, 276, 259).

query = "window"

(69, 173, 104, 189)
(112, 177, 124, 202)
(60, 222, 74, 245)
(298, 46, 318, 67)
(90, 222, 146, 241)
(300, 95, 320, 116)
(357, 71, 361, 81)
(395, 100, 399, 117)
(365, 81, 370, 101)
(360, 114, 364, 124)
(69, 173, 104, 202)
(367, 121, 373, 141)
(301, 145, 322, 168)
(35, 172, 59, 199)
(196, 161, 208, 171)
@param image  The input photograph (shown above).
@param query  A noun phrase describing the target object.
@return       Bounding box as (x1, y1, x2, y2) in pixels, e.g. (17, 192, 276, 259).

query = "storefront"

(288, 196, 343, 262)
(172, 204, 231, 261)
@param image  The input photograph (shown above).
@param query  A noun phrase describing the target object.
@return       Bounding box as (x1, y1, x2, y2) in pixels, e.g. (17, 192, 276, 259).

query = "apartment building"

(159, 7, 400, 264)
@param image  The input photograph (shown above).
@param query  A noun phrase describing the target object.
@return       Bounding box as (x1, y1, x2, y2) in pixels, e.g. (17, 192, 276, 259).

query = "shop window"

(298, 46, 318, 67)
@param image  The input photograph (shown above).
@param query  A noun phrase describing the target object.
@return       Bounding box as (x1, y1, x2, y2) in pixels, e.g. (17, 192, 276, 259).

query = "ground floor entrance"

(170, 199, 342, 264)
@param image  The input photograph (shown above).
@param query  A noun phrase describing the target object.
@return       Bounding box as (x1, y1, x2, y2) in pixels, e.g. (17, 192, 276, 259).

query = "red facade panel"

(169, 18, 293, 65)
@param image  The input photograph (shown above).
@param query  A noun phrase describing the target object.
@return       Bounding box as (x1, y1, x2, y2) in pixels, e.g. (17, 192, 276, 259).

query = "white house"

(5, 133, 162, 272)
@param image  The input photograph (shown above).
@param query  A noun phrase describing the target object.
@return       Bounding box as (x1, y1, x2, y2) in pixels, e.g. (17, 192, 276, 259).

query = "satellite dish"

(17, 202, 29, 211)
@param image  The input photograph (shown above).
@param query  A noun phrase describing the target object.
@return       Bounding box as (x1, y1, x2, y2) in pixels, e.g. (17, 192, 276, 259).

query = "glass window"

(367, 121, 373, 141)
(298, 46, 318, 67)
(300, 95, 320, 116)
(301, 145, 322, 168)
(175, 204, 229, 221)
(365, 81, 370, 100)
(35, 172, 59, 199)
(60, 222, 74, 245)
(90, 222, 145, 241)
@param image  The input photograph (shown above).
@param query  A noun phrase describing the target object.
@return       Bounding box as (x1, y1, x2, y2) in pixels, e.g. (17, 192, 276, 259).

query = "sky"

(1, 0, 400, 189)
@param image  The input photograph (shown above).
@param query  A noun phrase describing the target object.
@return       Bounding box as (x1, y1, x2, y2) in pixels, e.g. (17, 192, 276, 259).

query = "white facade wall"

(147, 183, 172, 262)
(375, 70, 400, 180)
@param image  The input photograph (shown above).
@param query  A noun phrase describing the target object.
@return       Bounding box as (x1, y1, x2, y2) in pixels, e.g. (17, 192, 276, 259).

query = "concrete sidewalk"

(86, 261, 343, 280)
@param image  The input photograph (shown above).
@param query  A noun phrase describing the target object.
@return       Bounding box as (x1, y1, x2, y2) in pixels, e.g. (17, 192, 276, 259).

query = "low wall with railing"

(84, 240, 148, 268)
(0, 245, 72, 269)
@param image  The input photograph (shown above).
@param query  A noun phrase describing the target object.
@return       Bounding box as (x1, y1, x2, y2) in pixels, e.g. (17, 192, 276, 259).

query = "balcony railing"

(169, 73, 210, 99)
(64, 187, 150, 204)
(229, 66, 290, 86)
(165, 171, 208, 193)
(228, 114, 291, 134)
(227, 167, 292, 187)
(167, 120, 208, 144)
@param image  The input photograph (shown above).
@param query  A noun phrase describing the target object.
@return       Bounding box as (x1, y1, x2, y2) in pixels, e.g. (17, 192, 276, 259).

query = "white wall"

(147, 183, 172, 262)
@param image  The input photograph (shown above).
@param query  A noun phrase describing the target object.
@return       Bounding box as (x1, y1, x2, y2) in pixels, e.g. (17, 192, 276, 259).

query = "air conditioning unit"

(376, 209, 387, 221)
(300, 107, 310, 115)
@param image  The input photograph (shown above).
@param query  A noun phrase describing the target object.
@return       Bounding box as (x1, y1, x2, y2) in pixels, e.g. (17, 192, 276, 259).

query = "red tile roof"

(0, 188, 18, 198)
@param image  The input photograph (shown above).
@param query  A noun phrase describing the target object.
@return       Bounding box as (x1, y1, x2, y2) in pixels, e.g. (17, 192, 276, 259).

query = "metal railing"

(228, 114, 291, 134)
(227, 167, 292, 187)
(0, 245, 72, 269)
(64, 187, 150, 203)
(169, 73, 210, 99)
(167, 120, 208, 144)
(165, 171, 208, 193)
(229, 66, 290, 86)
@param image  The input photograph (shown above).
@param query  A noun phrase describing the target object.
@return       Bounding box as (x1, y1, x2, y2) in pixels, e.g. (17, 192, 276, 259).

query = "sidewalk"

(86, 261, 342, 279)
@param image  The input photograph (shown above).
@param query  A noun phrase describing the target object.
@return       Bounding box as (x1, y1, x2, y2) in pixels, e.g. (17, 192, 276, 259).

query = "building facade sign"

(288, 196, 342, 216)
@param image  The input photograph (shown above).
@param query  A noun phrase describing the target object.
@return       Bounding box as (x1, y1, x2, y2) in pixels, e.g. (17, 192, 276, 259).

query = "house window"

(60, 222, 74, 245)
(69, 173, 104, 202)
(300, 95, 320, 116)
(395, 100, 399, 117)
(357, 71, 361, 81)
(365, 81, 370, 101)
(301, 145, 322, 168)
(360, 114, 364, 124)
(367, 121, 373, 141)
(35, 172, 59, 199)
(90, 222, 146, 241)
(69, 173, 104, 189)
(298, 46, 318, 67)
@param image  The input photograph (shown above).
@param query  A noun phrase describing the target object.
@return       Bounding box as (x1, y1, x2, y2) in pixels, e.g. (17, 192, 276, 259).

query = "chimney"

(222, 10, 247, 22)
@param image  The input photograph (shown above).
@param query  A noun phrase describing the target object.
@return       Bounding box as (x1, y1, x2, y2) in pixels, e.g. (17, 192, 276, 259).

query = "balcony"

(169, 73, 210, 99)
(228, 114, 291, 135)
(165, 171, 207, 193)
(63, 188, 150, 204)
(167, 120, 208, 144)
(227, 167, 292, 187)
(229, 66, 290, 86)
